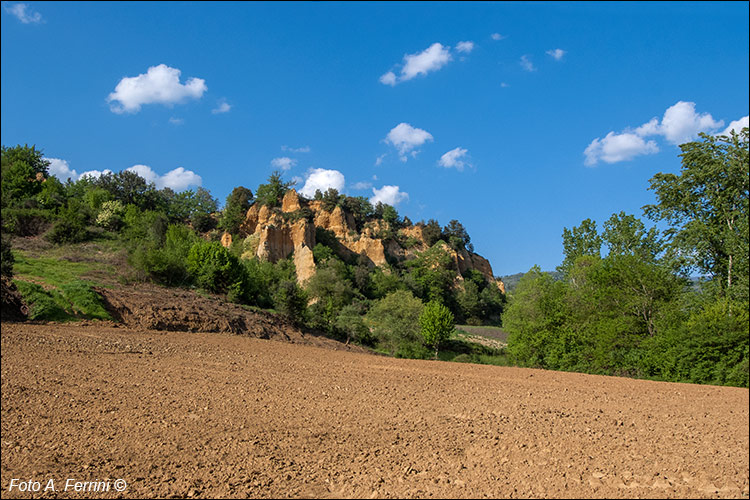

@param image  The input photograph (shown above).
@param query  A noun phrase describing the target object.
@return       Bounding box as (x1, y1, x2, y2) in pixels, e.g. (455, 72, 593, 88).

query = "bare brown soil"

(2, 321, 748, 499)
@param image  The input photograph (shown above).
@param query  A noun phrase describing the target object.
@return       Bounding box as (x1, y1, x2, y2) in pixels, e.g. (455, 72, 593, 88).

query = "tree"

(558, 218, 602, 278)
(219, 186, 253, 234)
(442, 219, 473, 252)
(421, 219, 443, 247)
(1, 145, 50, 208)
(602, 211, 662, 262)
(419, 301, 455, 358)
(644, 129, 749, 299)
(255, 170, 293, 208)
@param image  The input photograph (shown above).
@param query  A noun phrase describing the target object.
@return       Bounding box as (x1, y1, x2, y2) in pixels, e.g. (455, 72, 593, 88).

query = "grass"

(11, 247, 113, 322)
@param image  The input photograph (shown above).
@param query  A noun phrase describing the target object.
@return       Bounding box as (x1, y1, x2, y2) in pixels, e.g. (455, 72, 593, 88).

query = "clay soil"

(2, 322, 748, 499)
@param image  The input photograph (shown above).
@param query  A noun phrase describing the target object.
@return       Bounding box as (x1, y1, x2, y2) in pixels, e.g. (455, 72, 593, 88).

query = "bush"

(96, 200, 125, 231)
(186, 240, 247, 296)
(273, 279, 307, 325)
(366, 290, 424, 355)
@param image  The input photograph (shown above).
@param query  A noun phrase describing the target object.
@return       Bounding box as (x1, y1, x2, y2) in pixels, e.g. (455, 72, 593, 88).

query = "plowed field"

(2, 322, 748, 498)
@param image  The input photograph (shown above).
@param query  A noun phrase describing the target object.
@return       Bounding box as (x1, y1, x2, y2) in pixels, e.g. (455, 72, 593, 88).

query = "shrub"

(273, 279, 307, 325)
(186, 240, 247, 296)
(366, 289, 424, 355)
(96, 200, 125, 231)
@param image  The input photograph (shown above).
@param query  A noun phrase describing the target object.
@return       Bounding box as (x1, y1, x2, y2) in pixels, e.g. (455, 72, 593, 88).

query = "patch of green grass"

(11, 251, 99, 288)
(14, 279, 112, 322)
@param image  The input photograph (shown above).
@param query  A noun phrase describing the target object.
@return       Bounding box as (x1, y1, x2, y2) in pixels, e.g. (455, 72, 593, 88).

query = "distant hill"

(499, 270, 563, 294)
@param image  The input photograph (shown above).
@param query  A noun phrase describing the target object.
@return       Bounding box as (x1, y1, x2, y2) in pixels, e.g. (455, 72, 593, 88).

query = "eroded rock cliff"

(237, 189, 505, 291)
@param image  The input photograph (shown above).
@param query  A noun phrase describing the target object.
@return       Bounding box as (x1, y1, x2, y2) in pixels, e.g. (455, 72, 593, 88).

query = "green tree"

(1, 145, 50, 208)
(442, 219, 473, 252)
(558, 218, 602, 278)
(219, 186, 253, 234)
(421, 219, 443, 247)
(256, 171, 293, 208)
(602, 211, 662, 261)
(419, 301, 455, 358)
(644, 129, 749, 299)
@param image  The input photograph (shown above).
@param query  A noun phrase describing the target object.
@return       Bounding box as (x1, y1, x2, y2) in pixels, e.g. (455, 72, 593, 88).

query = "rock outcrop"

(237, 189, 505, 291)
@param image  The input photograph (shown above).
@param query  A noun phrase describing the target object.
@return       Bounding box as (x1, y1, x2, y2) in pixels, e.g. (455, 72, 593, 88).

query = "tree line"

(503, 129, 749, 387)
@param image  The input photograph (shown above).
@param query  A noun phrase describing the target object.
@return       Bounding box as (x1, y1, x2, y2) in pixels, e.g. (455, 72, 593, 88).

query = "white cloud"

(107, 64, 207, 114)
(4, 3, 42, 24)
(456, 41, 475, 54)
(653, 101, 723, 144)
(125, 164, 202, 191)
(282, 145, 311, 153)
(351, 181, 372, 190)
(584, 132, 659, 166)
(169, 117, 184, 125)
(299, 168, 346, 198)
(491, 33, 506, 41)
(290, 176, 304, 187)
(271, 157, 297, 171)
(585, 101, 728, 165)
(370, 185, 409, 206)
(439, 147, 471, 171)
(375, 153, 387, 166)
(379, 71, 397, 86)
(212, 99, 231, 114)
(546, 48, 566, 61)
(500, 82, 510, 88)
(380, 43, 452, 85)
(720, 115, 748, 136)
(520, 55, 536, 72)
(385, 122, 434, 161)
(632, 101, 723, 145)
(47, 158, 78, 182)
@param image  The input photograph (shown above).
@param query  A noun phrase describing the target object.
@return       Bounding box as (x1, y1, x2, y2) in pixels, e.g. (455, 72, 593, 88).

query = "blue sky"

(2, 1, 748, 276)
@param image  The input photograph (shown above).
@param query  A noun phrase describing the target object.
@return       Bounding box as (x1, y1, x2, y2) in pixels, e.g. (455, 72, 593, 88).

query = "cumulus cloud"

(212, 99, 231, 114)
(374, 153, 387, 166)
(584, 101, 727, 166)
(107, 64, 207, 114)
(46, 158, 116, 183)
(282, 145, 311, 153)
(125, 164, 202, 191)
(271, 157, 297, 171)
(651, 101, 723, 144)
(720, 115, 748, 136)
(456, 41, 475, 54)
(439, 147, 471, 171)
(47, 158, 78, 182)
(520, 55, 536, 72)
(546, 48, 566, 61)
(351, 181, 372, 190)
(584, 133, 659, 166)
(380, 43, 452, 86)
(491, 33, 506, 41)
(4, 3, 42, 24)
(385, 123, 434, 161)
(299, 168, 346, 198)
(370, 185, 409, 206)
